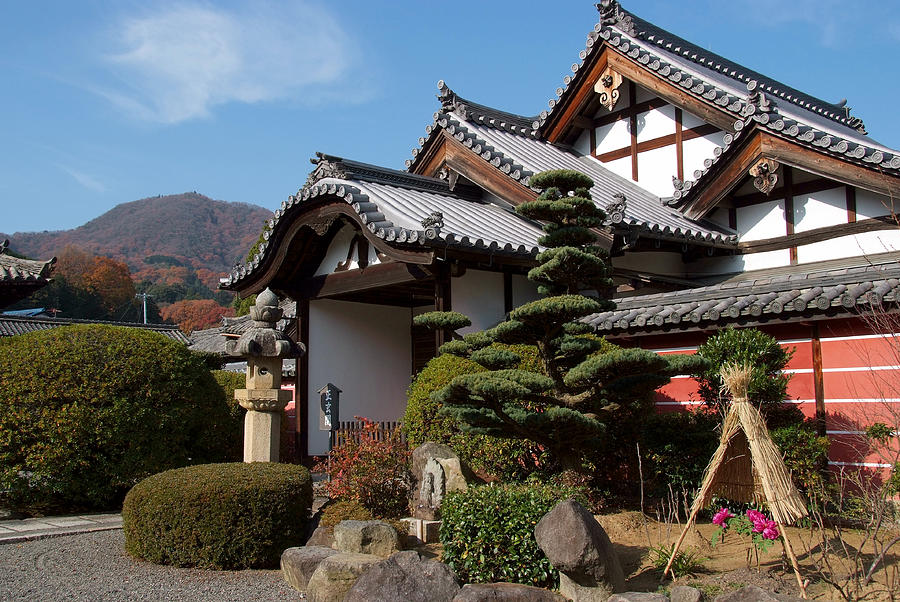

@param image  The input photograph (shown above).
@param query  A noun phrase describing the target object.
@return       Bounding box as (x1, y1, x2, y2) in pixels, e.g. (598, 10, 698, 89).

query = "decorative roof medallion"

(421, 211, 445, 239)
(594, 65, 623, 112)
(605, 193, 627, 223)
(749, 158, 779, 195)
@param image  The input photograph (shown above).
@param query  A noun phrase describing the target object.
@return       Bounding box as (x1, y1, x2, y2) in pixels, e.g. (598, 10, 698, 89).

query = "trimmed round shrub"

(319, 499, 373, 526)
(0, 325, 240, 513)
(439, 483, 586, 588)
(123, 462, 312, 569)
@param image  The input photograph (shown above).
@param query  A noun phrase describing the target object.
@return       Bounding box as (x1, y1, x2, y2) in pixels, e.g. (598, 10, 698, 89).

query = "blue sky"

(2, 0, 899, 234)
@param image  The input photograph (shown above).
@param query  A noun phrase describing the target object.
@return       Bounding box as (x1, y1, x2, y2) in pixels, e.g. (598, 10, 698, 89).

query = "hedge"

(123, 462, 312, 569)
(0, 325, 239, 513)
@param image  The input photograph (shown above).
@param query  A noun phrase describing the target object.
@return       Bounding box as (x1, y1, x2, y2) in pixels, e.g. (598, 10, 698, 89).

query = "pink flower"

(761, 521, 780, 540)
(712, 507, 734, 527)
(746, 509, 767, 532)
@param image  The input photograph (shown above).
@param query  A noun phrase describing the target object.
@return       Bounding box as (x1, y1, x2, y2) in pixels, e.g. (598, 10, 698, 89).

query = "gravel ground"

(0, 530, 299, 601)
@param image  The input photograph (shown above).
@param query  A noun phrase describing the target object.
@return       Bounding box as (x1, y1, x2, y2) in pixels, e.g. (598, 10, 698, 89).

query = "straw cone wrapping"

(691, 363, 808, 524)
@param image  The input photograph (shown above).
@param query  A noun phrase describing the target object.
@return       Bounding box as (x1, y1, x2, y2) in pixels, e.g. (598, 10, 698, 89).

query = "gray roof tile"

(0, 316, 189, 344)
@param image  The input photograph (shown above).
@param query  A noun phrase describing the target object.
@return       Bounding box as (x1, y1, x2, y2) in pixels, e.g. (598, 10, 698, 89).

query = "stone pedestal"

(235, 387, 292, 463)
(402, 518, 441, 544)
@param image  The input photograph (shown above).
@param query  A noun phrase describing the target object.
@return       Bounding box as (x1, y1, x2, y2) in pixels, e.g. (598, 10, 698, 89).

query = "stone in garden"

(534, 498, 625, 600)
(453, 582, 568, 601)
(669, 585, 703, 602)
(713, 585, 800, 602)
(411, 442, 474, 520)
(608, 593, 668, 602)
(306, 552, 381, 602)
(333, 520, 400, 557)
(280, 546, 340, 591)
(306, 524, 335, 548)
(345, 550, 460, 602)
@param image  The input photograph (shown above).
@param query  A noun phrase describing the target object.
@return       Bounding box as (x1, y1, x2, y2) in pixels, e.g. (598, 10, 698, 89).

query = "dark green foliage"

(232, 293, 257, 317)
(416, 169, 699, 471)
(122, 463, 312, 569)
(245, 220, 272, 263)
(319, 499, 373, 526)
(212, 370, 247, 460)
(413, 311, 472, 331)
(0, 325, 239, 513)
(696, 327, 793, 413)
(439, 483, 586, 587)
(641, 410, 721, 492)
(771, 421, 830, 493)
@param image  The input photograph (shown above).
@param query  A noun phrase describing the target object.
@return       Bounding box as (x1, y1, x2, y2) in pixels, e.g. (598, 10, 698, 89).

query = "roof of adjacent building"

(0, 240, 55, 285)
(189, 299, 297, 354)
(587, 256, 900, 336)
(0, 315, 190, 344)
(222, 154, 546, 289)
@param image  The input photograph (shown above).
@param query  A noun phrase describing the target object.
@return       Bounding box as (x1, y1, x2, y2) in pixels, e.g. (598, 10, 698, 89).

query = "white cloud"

(58, 165, 106, 192)
(97, 2, 356, 124)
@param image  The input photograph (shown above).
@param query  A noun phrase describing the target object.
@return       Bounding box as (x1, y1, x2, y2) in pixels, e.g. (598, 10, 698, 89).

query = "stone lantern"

(226, 288, 305, 463)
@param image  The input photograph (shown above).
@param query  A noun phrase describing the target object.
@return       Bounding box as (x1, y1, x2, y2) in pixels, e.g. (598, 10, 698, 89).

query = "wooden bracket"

(594, 65, 624, 112)
(749, 157, 779, 195)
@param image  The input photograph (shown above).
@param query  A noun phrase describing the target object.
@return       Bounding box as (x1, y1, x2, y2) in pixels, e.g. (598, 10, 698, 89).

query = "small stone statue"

(414, 457, 446, 520)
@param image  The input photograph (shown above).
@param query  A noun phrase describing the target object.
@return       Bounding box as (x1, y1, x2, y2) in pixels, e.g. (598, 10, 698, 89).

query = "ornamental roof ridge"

(436, 80, 540, 139)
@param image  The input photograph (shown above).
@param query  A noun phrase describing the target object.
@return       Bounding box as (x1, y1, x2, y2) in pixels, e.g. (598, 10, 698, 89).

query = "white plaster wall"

(794, 187, 846, 233)
(736, 200, 784, 241)
(690, 249, 791, 276)
(682, 133, 725, 180)
(636, 105, 676, 142)
(453, 269, 505, 334)
(313, 225, 380, 276)
(637, 145, 678, 197)
(681, 110, 707, 130)
(634, 84, 655, 103)
(856, 189, 895, 219)
(707, 207, 732, 230)
(573, 127, 592, 156)
(595, 119, 631, 154)
(603, 155, 633, 182)
(742, 248, 792, 271)
(511, 273, 541, 307)
(307, 300, 411, 455)
(797, 230, 900, 264)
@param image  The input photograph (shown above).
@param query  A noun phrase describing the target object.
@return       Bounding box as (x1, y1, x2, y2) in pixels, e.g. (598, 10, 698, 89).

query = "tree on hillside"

(160, 299, 235, 334)
(416, 169, 706, 470)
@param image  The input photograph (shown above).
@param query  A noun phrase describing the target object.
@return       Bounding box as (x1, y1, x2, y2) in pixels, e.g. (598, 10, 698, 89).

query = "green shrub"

(123, 462, 312, 569)
(404, 344, 554, 481)
(771, 421, 829, 493)
(696, 328, 793, 413)
(439, 483, 585, 588)
(0, 325, 239, 513)
(641, 410, 720, 493)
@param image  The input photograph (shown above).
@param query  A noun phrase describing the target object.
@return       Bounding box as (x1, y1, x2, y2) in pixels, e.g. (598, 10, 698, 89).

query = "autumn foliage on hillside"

(160, 299, 235, 334)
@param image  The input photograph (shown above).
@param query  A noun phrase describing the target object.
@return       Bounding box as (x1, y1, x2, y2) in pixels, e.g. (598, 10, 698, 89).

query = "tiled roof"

(587, 261, 900, 336)
(408, 86, 735, 247)
(0, 316, 190, 344)
(190, 299, 298, 353)
(222, 154, 546, 289)
(0, 240, 55, 284)
(536, 1, 900, 186)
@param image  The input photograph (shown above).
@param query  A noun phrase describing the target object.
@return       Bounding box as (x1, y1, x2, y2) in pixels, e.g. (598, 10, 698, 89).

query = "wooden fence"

(329, 420, 406, 450)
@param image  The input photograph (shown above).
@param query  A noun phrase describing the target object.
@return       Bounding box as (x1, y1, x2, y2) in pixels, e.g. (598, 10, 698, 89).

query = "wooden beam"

(606, 51, 737, 132)
(503, 271, 513, 314)
(593, 97, 668, 129)
(783, 166, 797, 265)
(293, 262, 433, 299)
(413, 135, 447, 179)
(760, 135, 900, 200)
(544, 53, 609, 143)
(846, 185, 857, 224)
(811, 323, 827, 437)
(682, 131, 764, 219)
(737, 215, 899, 253)
(434, 263, 451, 350)
(675, 108, 684, 181)
(629, 82, 638, 181)
(297, 297, 310, 464)
(595, 123, 720, 163)
(442, 133, 539, 206)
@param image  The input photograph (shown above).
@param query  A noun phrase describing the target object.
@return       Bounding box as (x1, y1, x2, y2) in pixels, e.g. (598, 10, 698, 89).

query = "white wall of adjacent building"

(306, 299, 410, 456)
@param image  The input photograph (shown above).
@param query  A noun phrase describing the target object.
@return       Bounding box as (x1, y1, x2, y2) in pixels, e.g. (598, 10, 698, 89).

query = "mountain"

(3, 193, 272, 287)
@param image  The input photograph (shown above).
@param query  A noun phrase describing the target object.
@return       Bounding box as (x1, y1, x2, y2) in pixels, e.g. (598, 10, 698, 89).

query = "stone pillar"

(227, 288, 305, 463)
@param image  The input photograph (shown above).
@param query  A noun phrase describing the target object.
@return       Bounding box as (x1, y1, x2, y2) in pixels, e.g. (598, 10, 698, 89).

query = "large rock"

(669, 585, 703, 602)
(713, 585, 803, 602)
(306, 552, 381, 602)
(411, 442, 475, 494)
(281, 546, 340, 591)
(345, 550, 460, 602)
(534, 499, 625, 599)
(453, 582, 568, 601)
(334, 520, 400, 557)
(608, 594, 668, 602)
(307, 524, 336, 548)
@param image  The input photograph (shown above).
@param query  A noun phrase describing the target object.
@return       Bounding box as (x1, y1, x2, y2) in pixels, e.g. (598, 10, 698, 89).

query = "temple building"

(222, 1, 900, 468)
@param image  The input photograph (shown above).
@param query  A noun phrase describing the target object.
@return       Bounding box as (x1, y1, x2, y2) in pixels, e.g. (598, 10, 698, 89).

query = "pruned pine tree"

(415, 169, 706, 470)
